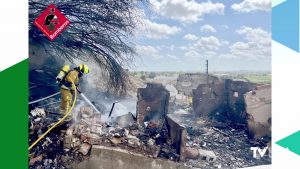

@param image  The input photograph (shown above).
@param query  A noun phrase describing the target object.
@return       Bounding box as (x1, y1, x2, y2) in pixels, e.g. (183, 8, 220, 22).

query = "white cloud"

(183, 49, 217, 59)
(221, 40, 230, 45)
(223, 26, 271, 60)
(236, 26, 271, 46)
(200, 24, 216, 33)
(231, 0, 271, 13)
(135, 45, 161, 59)
(167, 54, 179, 60)
(183, 36, 223, 59)
(179, 46, 188, 50)
(140, 19, 181, 39)
(204, 51, 217, 56)
(221, 24, 229, 29)
(183, 33, 198, 41)
(167, 45, 175, 51)
(150, 0, 224, 23)
(194, 36, 222, 50)
(219, 54, 238, 59)
(184, 50, 200, 58)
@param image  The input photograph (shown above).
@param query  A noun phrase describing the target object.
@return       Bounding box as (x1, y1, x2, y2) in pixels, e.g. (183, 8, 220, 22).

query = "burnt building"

(136, 83, 170, 126)
(192, 79, 257, 123)
(176, 73, 221, 96)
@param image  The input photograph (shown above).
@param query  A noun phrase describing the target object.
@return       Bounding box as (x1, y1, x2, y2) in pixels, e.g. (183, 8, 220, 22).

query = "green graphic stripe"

(0, 59, 28, 168)
(276, 130, 300, 156)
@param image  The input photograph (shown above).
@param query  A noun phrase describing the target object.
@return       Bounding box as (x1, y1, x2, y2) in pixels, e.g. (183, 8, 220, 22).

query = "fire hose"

(28, 82, 77, 151)
(29, 92, 60, 105)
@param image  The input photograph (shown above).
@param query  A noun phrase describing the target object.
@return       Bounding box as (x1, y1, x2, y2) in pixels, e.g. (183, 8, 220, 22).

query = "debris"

(114, 133, 121, 138)
(148, 144, 160, 158)
(128, 139, 141, 147)
(184, 147, 199, 159)
(29, 155, 43, 166)
(28, 76, 271, 169)
(34, 117, 42, 122)
(64, 135, 73, 149)
(212, 127, 230, 137)
(71, 137, 81, 148)
(148, 139, 155, 146)
(79, 106, 95, 118)
(61, 155, 71, 163)
(127, 135, 141, 147)
(46, 137, 52, 144)
(214, 164, 222, 168)
(80, 133, 101, 145)
(66, 125, 74, 135)
(198, 149, 217, 162)
(147, 121, 160, 128)
(124, 129, 129, 136)
(79, 143, 92, 155)
(113, 112, 136, 128)
(30, 108, 46, 117)
(109, 137, 123, 145)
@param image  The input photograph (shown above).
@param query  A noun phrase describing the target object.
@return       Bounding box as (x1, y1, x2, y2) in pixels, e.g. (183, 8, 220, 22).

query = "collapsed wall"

(192, 79, 257, 123)
(225, 80, 257, 123)
(166, 114, 187, 161)
(245, 85, 271, 140)
(136, 83, 170, 127)
(192, 83, 226, 117)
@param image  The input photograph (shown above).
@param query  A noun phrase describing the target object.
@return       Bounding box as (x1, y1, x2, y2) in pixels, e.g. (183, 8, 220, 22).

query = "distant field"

(243, 74, 271, 84)
(130, 71, 272, 84)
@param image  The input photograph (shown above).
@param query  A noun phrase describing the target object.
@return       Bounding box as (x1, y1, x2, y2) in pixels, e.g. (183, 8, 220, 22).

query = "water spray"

(80, 93, 101, 114)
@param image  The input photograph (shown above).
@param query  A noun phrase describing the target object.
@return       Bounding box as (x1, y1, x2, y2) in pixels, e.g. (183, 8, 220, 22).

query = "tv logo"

(250, 147, 271, 158)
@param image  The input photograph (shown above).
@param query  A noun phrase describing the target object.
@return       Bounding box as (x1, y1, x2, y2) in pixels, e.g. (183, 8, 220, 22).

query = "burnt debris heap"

(29, 75, 271, 169)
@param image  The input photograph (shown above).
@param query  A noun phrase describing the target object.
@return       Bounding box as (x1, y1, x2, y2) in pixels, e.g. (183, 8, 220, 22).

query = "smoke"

(111, 98, 137, 117)
(80, 93, 101, 114)
(73, 95, 137, 123)
(71, 101, 85, 123)
(29, 46, 138, 125)
(72, 57, 119, 92)
(70, 58, 138, 122)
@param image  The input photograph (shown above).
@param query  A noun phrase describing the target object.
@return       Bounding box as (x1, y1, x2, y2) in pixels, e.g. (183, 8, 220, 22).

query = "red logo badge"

(34, 4, 70, 41)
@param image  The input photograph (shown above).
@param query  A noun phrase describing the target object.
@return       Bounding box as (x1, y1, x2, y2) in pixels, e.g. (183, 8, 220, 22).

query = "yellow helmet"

(79, 64, 89, 74)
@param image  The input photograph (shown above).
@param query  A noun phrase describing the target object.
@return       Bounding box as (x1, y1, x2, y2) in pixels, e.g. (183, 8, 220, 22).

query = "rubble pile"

(28, 81, 271, 169)
(29, 110, 180, 168)
(171, 114, 271, 169)
(65, 105, 179, 161)
(29, 104, 181, 168)
(29, 108, 85, 169)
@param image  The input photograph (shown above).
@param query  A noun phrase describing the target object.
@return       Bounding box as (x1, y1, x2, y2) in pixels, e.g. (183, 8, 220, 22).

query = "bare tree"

(29, 0, 147, 95)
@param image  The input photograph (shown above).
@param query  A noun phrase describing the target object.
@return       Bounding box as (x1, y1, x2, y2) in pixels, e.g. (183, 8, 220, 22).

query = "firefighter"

(59, 64, 89, 120)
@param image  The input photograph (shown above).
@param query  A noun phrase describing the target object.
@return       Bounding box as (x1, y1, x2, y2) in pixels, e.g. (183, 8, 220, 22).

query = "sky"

(130, 0, 271, 72)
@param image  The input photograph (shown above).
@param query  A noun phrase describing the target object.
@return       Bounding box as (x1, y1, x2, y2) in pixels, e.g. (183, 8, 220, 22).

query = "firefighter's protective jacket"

(61, 70, 80, 90)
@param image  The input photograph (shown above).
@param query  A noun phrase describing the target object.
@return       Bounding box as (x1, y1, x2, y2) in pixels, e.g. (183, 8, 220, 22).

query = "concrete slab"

(73, 145, 189, 169)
